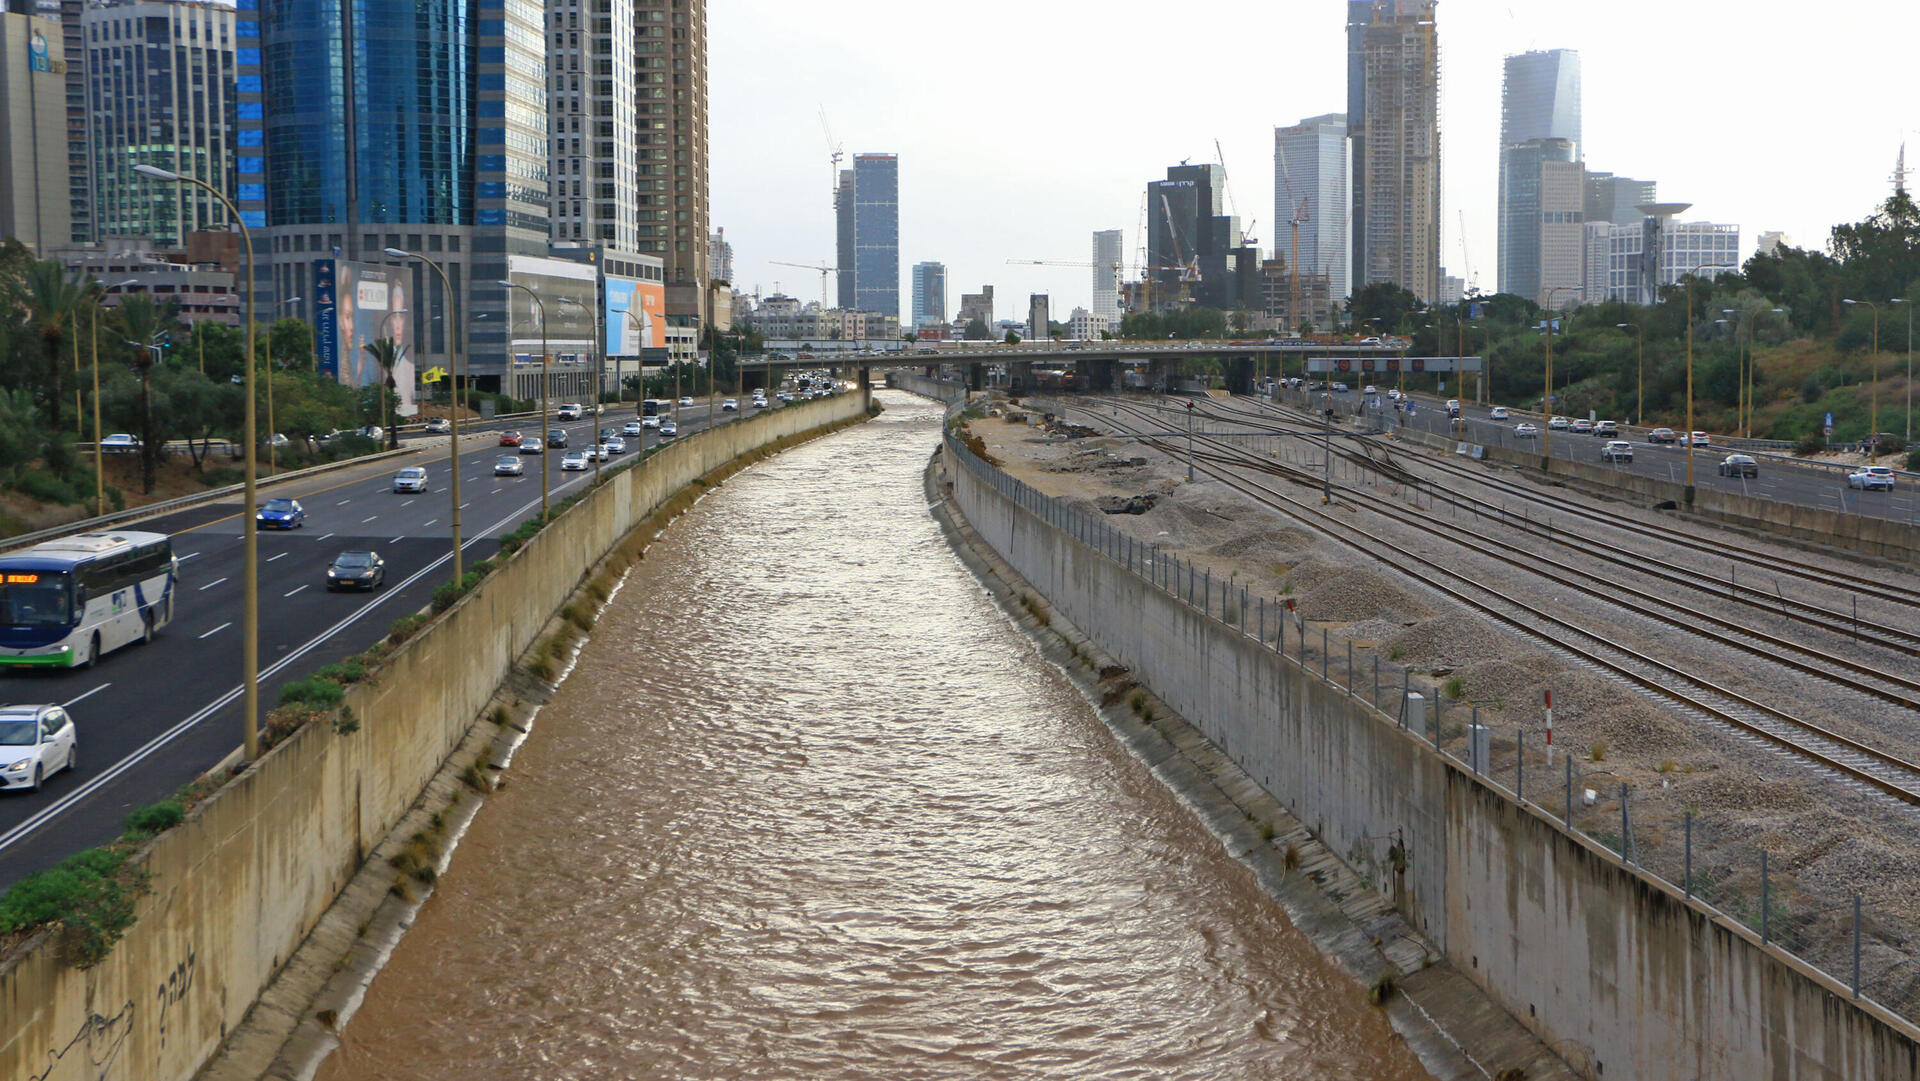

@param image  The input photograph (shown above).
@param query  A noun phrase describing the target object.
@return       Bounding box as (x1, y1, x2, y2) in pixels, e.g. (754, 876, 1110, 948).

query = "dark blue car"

(256, 497, 306, 530)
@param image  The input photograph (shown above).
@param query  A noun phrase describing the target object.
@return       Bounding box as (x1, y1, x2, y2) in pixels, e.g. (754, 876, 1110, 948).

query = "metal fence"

(943, 427, 1919, 1021)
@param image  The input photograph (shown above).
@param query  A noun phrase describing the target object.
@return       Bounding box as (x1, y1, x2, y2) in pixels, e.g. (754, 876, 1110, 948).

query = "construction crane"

(1214, 138, 1257, 247)
(1457, 210, 1479, 294)
(818, 107, 844, 210)
(1287, 196, 1311, 332)
(1008, 257, 1196, 315)
(771, 260, 842, 305)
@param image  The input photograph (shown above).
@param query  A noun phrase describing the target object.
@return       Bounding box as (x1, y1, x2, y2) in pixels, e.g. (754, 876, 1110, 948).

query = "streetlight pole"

(389, 248, 463, 580)
(134, 162, 260, 761)
(90, 307, 103, 516)
(1844, 298, 1880, 456)
(499, 281, 550, 520)
(1616, 322, 1643, 426)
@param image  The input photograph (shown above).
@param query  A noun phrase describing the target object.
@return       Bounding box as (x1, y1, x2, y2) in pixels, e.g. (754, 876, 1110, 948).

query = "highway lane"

(0, 394, 780, 886)
(1262, 386, 1920, 526)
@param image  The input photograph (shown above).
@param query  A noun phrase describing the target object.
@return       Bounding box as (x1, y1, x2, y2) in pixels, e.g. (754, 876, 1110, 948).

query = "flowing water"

(313, 392, 1430, 1081)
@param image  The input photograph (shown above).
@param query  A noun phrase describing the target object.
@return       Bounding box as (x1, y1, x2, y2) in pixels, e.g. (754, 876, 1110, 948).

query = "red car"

(498, 430, 523, 447)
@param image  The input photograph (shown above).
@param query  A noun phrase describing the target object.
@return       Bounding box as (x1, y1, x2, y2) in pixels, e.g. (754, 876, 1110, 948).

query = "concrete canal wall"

(941, 433, 1920, 1081)
(0, 392, 870, 1081)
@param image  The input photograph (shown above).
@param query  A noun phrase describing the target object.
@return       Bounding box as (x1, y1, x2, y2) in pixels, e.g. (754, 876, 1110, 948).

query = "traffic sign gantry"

(1306, 356, 1482, 373)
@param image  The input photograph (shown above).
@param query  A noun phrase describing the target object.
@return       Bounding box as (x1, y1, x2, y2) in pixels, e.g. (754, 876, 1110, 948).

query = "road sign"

(1306, 356, 1481, 373)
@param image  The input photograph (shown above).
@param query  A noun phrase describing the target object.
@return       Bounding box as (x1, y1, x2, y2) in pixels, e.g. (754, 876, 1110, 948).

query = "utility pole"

(1185, 399, 1196, 482)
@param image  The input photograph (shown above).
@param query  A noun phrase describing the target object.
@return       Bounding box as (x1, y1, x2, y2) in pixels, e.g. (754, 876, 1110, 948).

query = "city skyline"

(714, 1, 1918, 318)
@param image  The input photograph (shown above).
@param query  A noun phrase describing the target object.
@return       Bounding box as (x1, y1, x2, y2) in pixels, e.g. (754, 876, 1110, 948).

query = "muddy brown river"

(313, 391, 1429, 1080)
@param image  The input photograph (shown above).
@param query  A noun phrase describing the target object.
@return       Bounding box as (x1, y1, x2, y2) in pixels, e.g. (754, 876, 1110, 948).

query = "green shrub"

(1793, 432, 1825, 457)
(1442, 675, 1465, 699)
(123, 800, 184, 838)
(0, 846, 148, 966)
(278, 678, 345, 709)
(14, 471, 80, 505)
(313, 660, 367, 685)
(200, 466, 244, 488)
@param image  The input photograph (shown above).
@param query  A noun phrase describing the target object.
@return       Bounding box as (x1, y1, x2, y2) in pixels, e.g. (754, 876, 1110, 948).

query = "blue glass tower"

(852, 154, 898, 318)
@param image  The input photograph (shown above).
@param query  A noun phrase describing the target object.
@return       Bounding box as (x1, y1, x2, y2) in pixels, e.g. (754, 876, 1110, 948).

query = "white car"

(641, 415, 660, 430)
(1849, 465, 1896, 490)
(678, 396, 694, 407)
(1601, 440, 1634, 462)
(721, 398, 738, 411)
(1548, 415, 1570, 430)
(560, 451, 589, 471)
(587, 444, 609, 461)
(1514, 422, 1539, 437)
(603, 437, 627, 454)
(658, 421, 678, 439)
(424, 417, 451, 434)
(493, 455, 524, 476)
(622, 421, 643, 437)
(556, 403, 583, 420)
(0, 704, 77, 792)
(1689, 431, 1712, 446)
(519, 437, 543, 455)
(391, 466, 428, 493)
(1362, 385, 1379, 396)
(1489, 406, 1511, 420)
(1387, 388, 1402, 400)
(100, 433, 142, 454)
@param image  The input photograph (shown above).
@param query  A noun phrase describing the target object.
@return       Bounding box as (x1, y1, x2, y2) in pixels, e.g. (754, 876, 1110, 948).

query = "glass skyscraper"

(910, 261, 945, 327)
(1498, 49, 1581, 298)
(235, 0, 548, 385)
(853, 153, 898, 318)
(1275, 114, 1349, 301)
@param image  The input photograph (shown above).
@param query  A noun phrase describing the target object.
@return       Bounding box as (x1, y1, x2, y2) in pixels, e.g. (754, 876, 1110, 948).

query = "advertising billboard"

(504, 255, 596, 369)
(313, 259, 415, 413)
(604, 274, 666, 359)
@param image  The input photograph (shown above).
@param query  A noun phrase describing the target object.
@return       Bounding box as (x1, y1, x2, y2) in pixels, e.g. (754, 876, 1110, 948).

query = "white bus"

(0, 531, 178, 669)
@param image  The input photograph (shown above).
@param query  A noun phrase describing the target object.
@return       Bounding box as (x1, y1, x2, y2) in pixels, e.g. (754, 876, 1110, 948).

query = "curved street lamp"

(499, 280, 550, 520)
(134, 161, 261, 760)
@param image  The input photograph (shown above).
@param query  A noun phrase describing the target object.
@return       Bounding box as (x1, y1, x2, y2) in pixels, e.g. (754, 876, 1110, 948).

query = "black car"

(547, 428, 569, 449)
(326, 550, 385, 591)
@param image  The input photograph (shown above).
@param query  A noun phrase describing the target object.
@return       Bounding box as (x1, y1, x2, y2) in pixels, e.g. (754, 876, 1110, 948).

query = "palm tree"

(363, 337, 402, 449)
(11, 260, 91, 433)
(111, 295, 180, 494)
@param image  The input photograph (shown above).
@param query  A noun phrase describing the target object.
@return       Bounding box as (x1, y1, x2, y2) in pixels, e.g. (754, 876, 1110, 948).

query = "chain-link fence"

(945, 427, 1917, 1020)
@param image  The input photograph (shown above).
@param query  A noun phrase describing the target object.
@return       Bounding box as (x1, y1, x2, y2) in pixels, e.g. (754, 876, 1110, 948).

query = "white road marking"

(284, 584, 309, 597)
(361, 515, 378, 523)
(198, 622, 230, 639)
(62, 683, 110, 709)
(461, 502, 472, 509)
(422, 519, 438, 528)
(337, 499, 352, 505)
(401, 499, 415, 507)
(317, 533, 335, 541)
(267, 552, 287, 562)
(198, 577, 228, 591)
(492, 487, 502, 494)
(178, 552, 201, 562)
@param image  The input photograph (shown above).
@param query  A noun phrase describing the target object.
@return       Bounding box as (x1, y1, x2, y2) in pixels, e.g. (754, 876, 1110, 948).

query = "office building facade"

(708, 227, 732, 283)
(1027, 293, 1049, 341)
(957, 285, 992, 329)
(1502, 138, 1584, 308)
(82, 0, 237, 249)
(1584, 172, 1657, 226)
(1498, 49, 1580, 297)
(237, 0, 551, 389)
(852, 152, 898, 318)
(1091, 228, 1123, 318)
(0, 9, 71, 252)
(1602, 209, 1740, 306)
(835, 168, 854, 308)
(1348, 0, 1440, 301)
(1146, 162, 1258, 311)
(910, 260, 945, 327)
(548, 0, 638, 251)
(1274, 113, 1349, 301)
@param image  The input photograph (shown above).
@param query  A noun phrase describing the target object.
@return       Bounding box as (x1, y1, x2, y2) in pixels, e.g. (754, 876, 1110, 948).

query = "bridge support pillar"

(1149, 358, 1174, 393)
(1010, 361, 1032, 393)
(1227, 357, 1255, 395)
(967, 363, 985, 392)
(1083, 358, 1116, 392)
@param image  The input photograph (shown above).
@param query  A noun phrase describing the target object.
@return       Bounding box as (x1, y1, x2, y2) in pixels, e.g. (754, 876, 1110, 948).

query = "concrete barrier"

(941, 435, 1920, 1081)
(888, 370, 967, 404)
(0, 392, 870, 1081)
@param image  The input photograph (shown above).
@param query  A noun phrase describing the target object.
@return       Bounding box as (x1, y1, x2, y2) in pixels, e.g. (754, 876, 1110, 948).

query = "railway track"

(1072, 395, 1920, 808)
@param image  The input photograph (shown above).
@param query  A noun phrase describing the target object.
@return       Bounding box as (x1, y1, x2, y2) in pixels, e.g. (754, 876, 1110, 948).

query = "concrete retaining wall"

(0, 392, 869, 1081)
(887, 371, 967, 404)
(942, 436, 1920, 1081)
(1393, 424, 1920, 563)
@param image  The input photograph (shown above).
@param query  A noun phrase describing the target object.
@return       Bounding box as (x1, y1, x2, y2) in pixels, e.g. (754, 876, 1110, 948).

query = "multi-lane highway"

(1268, 385, 1920, 524)
(0, 394, 777, 887)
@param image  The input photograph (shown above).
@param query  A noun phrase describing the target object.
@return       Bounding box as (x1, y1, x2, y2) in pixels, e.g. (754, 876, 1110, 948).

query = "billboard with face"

(604, 274, 666, 358)
(313, 259, 414, 412)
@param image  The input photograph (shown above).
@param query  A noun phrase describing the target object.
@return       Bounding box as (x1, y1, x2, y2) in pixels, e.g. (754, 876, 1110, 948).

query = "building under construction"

(1348, 0, 1441, 302)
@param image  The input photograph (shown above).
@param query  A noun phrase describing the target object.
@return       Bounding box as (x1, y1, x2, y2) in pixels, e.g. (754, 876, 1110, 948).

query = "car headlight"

(328, 569, 339, 577)
(4, 760, 28, 773)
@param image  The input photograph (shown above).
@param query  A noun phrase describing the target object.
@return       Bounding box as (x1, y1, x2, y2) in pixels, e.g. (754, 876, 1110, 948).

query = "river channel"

(313, 391, 1429, 1080)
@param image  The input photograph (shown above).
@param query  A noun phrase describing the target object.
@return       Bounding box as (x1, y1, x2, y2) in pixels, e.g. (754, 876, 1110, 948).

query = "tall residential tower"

(1091, 228, 1123, 319)
(1347, 0, 1440, 301)
(1498, 49, 1581, 298)
(910, 260, 945, 327)
(852, 153, 898, 318)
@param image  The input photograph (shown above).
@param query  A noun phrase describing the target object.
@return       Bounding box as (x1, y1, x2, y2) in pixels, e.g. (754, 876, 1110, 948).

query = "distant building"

(1584, 173, 1657, 226)
(1503, 138, 1586, 309)
(1091, 229, 1124, 319)
(709, 228, 733, 284)
(82, 0, 238, 250)
(1259, 259, 1336, 331)
(1437, 271, 1464, 306)
(1349, 0, 1441, 301)
(835, 169, 855, 308)
(1145, 162, 1260, 311)
(0, 10, 72, 253)
(957, 285, 993, 329)
(1067, 307, 1111, 340)
(853, 153, 899, 318)
(1756, 230, 1790, 257)
(1275, 113, 1349, 301)
(910, 261, 946, 327)
(1028, 294, 1050, 341)
(1602, 204, 1740, 305)
(1498, 49, 1581, 298)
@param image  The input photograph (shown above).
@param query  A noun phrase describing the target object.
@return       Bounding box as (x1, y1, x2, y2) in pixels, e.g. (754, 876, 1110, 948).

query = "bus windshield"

(0, 572, 73, 626)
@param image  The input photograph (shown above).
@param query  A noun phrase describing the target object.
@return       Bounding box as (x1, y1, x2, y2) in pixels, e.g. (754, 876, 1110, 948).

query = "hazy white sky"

(712, 1, 1918, 318)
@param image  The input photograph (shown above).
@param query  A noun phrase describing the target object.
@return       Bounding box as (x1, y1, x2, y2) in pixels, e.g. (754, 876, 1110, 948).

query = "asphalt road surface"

(0, 394, 781, 887)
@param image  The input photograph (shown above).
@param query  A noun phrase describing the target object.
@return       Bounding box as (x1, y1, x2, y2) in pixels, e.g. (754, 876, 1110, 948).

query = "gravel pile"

(1678, 771, 1820, 817)
(1337, 618, 1410, 645)
(1385, 615, 1508, 668)
(1297, 567, 1438, 622)
(1452, 658, 1551, 710)
(1205, 528, 1314, 560)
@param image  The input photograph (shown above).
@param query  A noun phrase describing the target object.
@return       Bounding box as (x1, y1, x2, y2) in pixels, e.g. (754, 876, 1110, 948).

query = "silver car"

(392, 466, 428, 493)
